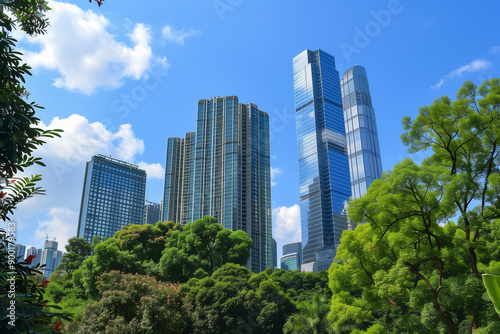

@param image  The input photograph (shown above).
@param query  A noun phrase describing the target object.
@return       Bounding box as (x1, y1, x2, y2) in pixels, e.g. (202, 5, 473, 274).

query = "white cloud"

(273, 204, 301, 242)
(22, 1, 166, 94)
(430, 78, 444, 90)
(431, 58, 493, 90)
(489, 46, 500, 54)
(271, 167, 282, 187)
(35, 207, 78, 252)
(138, 162, 165, 180)
(37, 114, 144, 171)
(449, 59, 492, 78)
(161, 24, 201, 45)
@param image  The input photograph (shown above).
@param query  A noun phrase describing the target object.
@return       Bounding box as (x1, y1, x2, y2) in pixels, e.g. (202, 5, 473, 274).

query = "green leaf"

(482, 274, 500, 316)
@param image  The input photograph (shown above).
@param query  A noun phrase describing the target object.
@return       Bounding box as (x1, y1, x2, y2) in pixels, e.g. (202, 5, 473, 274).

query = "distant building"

(163, 96, 272, 273)
(272, 238, 277, 268)
(14, 243, 26, 260)
(162, 132, 196, 224)
(341, 65, 382, 200)
(280, 242, 302, 271)
(26, 246, 43, 268)
(40, 239, 63, 278)
(143, 200, 161, 225)
(77, 154, 147, 244)
(293, 49, 351, 272)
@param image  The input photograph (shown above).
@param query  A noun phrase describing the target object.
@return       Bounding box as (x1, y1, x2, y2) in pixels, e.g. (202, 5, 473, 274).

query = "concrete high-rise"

(163, 96, 272, 273)
(162, 132, 195, 224)
(293, 49, 352, 272)
(143, 200, 162, 225)
(77, 155, 147, 243)
(341, 65, 382, 199)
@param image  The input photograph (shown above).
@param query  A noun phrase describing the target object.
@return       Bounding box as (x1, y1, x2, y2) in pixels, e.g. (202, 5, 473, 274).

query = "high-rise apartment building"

(162, 132, 195, 224)
(341, 65, 382, 199)
(163, 96, 272, 273)
(280, 242, 302, 271)
(293, 49, 352, 272)
(143, 200, 162, 225)
(77, 154, 147, 244)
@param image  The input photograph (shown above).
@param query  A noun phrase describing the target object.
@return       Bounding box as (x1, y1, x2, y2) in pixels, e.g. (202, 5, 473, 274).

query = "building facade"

(280, 242, 302, 271)
(341, 65, 382, 200)
(143, 200, 162, 225)
(293, 49, 352, 272)
(26, 246, 43, 268)
(40, 239, 63, 278)
(77, 154, 147, 244)
(162, 132, 196, 224)
(15, 243, 26, 260)
(163, 96, 272, 273)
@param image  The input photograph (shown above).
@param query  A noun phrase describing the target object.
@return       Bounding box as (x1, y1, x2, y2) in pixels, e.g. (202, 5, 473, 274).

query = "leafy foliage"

(329, 80, 500, 334)
(159, 216, 253, 282)
(70, 271, 185, 333)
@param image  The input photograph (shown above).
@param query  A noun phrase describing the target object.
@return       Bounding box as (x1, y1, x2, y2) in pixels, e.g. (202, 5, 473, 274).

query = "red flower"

(0, 192, 5, 198)
(10, 179, 15, 183)
(54, 321, 62, 330)
(41, 280, 50, 288)
(25, 255, 37, 264)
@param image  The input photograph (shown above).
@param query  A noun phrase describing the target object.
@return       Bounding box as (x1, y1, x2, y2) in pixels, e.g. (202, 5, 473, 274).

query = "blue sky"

(11, 0, 500, 263)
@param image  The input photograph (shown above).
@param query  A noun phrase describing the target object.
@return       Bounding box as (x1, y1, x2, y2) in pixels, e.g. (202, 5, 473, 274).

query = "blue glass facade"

(341, 66, 382, 199)
(293, 49, 351, 270)
(77, 155, 147, 244)
(163, 96, 272, 273)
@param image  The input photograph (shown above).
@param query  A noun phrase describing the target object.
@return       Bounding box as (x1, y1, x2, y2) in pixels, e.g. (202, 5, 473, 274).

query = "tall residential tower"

(163, 96, 272, 273)
(341, 65, 382, 199)
(293, 49, 352, 272)
(77, 155, 147, 243)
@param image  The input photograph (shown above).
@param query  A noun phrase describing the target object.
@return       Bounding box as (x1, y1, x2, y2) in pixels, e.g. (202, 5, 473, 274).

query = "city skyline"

(9, 1, 500, 263)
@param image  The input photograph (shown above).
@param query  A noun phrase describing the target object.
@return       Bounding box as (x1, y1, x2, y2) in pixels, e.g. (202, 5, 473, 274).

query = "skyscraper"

(341, 65, 382, 199)
(162, 132, 195, 224)
(77, 154, 147, 244)
(143, 200, 162, 225)
(14, 243, 26, 260)
(163, 96, 272, 273)
(40, 238, 63, 278)
(293, 49, 352, 272)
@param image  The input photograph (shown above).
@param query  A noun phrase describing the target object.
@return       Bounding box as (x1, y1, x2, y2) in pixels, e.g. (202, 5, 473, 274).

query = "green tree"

(182, 263, 295, 334)
(57, 237, 92, 278)
(70, 271, 185, 334)
(329, 80, 500, 334)
(283, 294, 334, 334)
(159, 216, 253, 282)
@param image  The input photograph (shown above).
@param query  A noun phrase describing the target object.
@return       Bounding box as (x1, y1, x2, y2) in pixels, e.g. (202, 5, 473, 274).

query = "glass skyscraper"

(293, 49, 352, 272)
(341, 65, 382, 199)
(163, 96, 272, 273)
(143, 200, 162, 225)
(77, 154, 147, 243)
